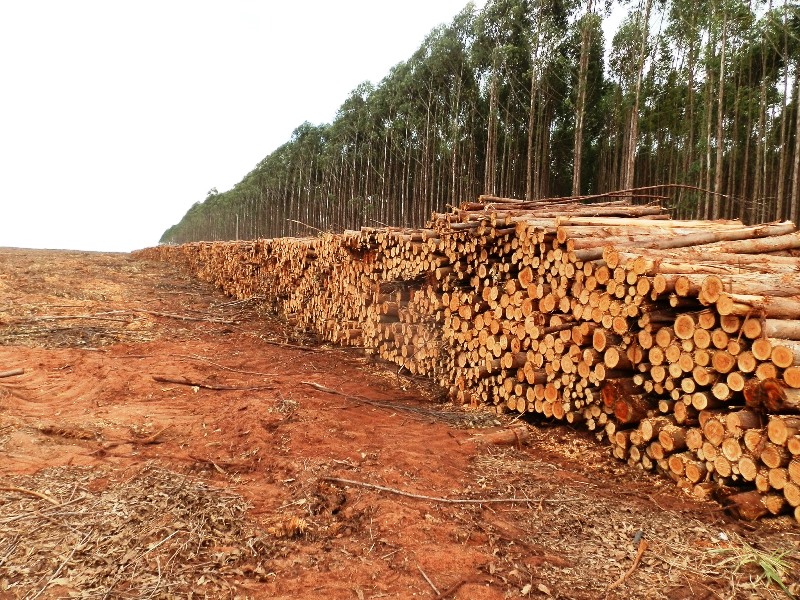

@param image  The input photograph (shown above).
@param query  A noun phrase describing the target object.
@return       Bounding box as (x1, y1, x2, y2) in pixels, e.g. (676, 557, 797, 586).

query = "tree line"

(161, 0, 800, 244)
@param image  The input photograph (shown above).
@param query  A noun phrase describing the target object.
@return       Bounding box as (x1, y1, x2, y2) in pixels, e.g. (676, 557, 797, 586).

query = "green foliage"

(160, 0, 800, 244)
(709, 542, 798, 598)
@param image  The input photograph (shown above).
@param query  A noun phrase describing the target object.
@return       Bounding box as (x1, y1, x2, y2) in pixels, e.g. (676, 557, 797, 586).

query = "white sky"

(0, 1, 484, 252)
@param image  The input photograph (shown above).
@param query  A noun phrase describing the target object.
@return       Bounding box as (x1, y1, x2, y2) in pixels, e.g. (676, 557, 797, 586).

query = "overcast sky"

(0, 1, 485, 252)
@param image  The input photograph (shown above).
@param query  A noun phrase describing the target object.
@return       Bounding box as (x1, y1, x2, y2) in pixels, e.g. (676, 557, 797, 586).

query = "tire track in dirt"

(1, 357, 99, 408)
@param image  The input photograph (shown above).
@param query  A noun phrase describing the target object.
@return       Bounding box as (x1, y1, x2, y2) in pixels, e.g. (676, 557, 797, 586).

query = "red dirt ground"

(0, 247, 798, 599)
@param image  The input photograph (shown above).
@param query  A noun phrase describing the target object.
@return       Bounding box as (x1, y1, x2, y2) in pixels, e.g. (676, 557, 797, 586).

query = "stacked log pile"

(136, 193, 800, 524)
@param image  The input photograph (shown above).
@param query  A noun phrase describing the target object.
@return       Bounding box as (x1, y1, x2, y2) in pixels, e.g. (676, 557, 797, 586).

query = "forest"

(160, 0, 800, 244)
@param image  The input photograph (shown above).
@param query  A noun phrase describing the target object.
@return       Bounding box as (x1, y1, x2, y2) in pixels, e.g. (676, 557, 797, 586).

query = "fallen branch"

(607, 539, 649, 591)
(0, 486, 60, 506)
(437, 579, 469, 599)
(301, 381, 457, 422)
(320, 477, 576, 505)
(173, 354, 279, 377)
(121, 353, 283, 377)
(187, 454, 227, 474)
(262, 339, 322, 352)
(0, 368, 24, 378)
(16, 314, 132, 323)
(301, 381, 392, 408)
(137, 424, 173, 445)
(14, 309, 236, 325)
(152, 375, 273, 391)
(418, 565, 440, 596)
(468, 426, 530, 447)
(287, 219, 323, 233)
(88, 425, 173, 455)
(130, 308, 237, 325)
(29, 530, 91, 600)
(211, 295, 265, 308)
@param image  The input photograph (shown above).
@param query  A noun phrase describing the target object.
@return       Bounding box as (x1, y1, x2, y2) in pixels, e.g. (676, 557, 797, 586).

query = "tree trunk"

(573, 1, 594, 196)
(776, 11, 790, 220)
(623, 0, 652, 193)
(485, 62, 500, 196)
(791, 62, 800, 224)
(526, 76, 538, 200)
(712, 12, 727, 219)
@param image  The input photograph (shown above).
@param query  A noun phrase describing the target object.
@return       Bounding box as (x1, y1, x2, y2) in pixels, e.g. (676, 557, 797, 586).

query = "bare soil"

(0, 247, 798, 599)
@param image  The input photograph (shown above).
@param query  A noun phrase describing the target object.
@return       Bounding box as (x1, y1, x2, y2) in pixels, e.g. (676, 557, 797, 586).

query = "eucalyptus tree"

(572, 0, 607, 195)
(660, 0, 708, 214)
(611, 0, 656, 193)
(525, 0, 573, 198)
(159, 0, 800, 244)
(473, 0, 535, 197)
(567, 7, 606, 194)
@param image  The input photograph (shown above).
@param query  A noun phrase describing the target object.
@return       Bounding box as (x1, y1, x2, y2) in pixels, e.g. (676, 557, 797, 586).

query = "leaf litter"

(2, 248, 800, 600)
(0, 463, 280, 598)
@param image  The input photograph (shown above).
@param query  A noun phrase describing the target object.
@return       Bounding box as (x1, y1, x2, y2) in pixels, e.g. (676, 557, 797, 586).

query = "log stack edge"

(135, 195, 800, 524)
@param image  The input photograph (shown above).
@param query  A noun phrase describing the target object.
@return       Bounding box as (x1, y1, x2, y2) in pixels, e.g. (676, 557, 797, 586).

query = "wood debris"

(136, 193, 800, 525)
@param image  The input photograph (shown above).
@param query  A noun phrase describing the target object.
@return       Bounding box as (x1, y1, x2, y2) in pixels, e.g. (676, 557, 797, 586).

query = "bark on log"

(745, 378, 800, 414)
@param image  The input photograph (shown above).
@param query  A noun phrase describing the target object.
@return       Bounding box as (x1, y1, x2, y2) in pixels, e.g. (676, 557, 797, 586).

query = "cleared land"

(0, 247, 797, 599)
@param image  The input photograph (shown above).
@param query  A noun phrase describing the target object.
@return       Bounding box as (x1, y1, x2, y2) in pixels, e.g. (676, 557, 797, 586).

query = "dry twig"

(137, 424, 173, 445)
(0, 368, 24, 378)
(0, 486, 60, 506)
(287, 219, 323, 233)
(12, 309, 237, 326)
(17, 314, 132, 323)
(301, 381, 478, 425)
(437, 579, 469, 598)
(29, 530, 92, 600)
(187, 454, 227, 474)
(172, 354, 278, 377)
(301, 381, 395, 409)
(320, 477, 575, 505)
(262, 339, 322, 352)
(152, 375, 273, 391)
(130, 308, 237, 325)
(607, 539, 649, 591)
(418, 565, 440, 596)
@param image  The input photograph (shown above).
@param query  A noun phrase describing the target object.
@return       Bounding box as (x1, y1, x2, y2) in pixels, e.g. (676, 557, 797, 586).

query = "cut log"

(639, 416, 674, 442)
(717, 490, 771, 520)
(600, 378, 639, 409)
(767, 416, 800, 446)
(716, 292, 800, 320)
(784, 481, 800, 507)
(738, 455, 759, 481)
(615, 395, 655, 424)
(765, 319, 800, 340)
(684, 459, 708, 483)
(695, 226, 800, 253)
(142, 198, 800, 526)
(744, 378, 800, 414)
(761, 443, 791, 469)
(784, 367, 800, 389)
(770, 339, 800, 368)
(658, 424, 688, 452)
(721, 437, 743, 462)
(769, 467, 789, 490)
(789, 457, 800, 484)
(703, 418, 726, 446)
(725, 409, 763, 437)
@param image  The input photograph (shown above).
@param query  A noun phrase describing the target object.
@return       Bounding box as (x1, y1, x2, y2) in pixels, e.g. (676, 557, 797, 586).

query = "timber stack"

(136, 192, 800, 525)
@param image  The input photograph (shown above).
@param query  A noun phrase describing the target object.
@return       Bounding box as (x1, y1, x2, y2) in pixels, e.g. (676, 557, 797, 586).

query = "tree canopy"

(161, 0, 800, 244)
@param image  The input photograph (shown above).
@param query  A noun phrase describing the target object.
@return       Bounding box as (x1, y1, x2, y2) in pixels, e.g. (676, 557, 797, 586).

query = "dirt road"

(0, 247, 797, 599)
